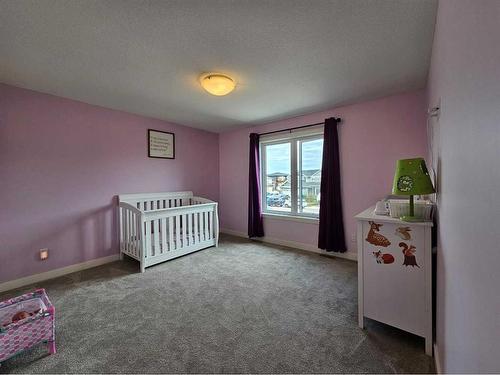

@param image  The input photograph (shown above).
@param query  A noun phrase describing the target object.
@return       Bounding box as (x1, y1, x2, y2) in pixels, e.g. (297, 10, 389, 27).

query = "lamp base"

(400, 215, 425, 222)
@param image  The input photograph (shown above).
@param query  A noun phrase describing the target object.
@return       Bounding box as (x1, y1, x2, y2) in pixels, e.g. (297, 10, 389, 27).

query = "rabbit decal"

(395, 227, 412, 240)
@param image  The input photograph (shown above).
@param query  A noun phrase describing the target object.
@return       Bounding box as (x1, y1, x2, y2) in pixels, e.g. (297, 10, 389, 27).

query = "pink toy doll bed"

(0, 289, 55, 364)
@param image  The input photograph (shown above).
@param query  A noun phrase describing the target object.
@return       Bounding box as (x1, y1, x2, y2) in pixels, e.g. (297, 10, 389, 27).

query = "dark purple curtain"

(318, 118, 346, 252)
(248, 133, 265, 238)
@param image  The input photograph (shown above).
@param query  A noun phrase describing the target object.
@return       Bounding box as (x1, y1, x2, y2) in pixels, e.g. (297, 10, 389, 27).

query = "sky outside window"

(301, 139, 323, 170)
(266, 143, 291, 174)
(266, 140, 323, 173)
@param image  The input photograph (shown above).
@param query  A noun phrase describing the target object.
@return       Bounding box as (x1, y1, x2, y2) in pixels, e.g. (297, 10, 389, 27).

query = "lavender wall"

(219, 90, 428, 256)
(427, 1, 500, 372)
(0, 84, 219, 283)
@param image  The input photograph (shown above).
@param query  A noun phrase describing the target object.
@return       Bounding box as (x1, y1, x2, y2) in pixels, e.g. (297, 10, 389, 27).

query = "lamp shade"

(392, 158, 435, 195)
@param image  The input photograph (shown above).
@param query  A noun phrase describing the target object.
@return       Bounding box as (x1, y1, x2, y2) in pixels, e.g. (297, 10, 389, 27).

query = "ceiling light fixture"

(199, 73, 235, 96)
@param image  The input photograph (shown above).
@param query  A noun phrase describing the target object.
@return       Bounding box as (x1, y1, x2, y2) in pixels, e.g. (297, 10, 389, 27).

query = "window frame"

(260, 128, 323, 220)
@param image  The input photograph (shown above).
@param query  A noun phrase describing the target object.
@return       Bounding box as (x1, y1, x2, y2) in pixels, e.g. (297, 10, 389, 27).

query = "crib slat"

(136, 214, 140, 256)
(133, 213, 138, 256)
(168, 216, 174, 251)
(193, 212, 199, 244)
(144, 220, 151, 258)
(199, 211, 203, 241)
(136, 215, 142, 257)
(125, 210, 130, 252)
(127, 210, 133, 252)
(153, 218, 160, 255)
(175, 215, 181, 249)
(204, 210, 208, 241)
(119, 208, 123, 251)
(130, 213, 135, 256)
(209, 211, 214, 241)
(187, 213, 193, 246)
(129, 210, 134, 251)
(124, 208, 129, 252)
(205, 211, 210, 241)
(124, 209, 129, 253)
(201, 211, 205, 241)
(204, 211, 209, 241)
(126, 210, 131, 253)
(181, 214, 187, 247)
(161, 217, 167, 253)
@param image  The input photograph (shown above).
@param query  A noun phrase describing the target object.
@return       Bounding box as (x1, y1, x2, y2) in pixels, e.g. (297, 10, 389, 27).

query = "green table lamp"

(392, 158, 435, 221)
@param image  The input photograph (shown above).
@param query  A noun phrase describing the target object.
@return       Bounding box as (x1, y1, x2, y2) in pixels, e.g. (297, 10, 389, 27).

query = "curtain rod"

(258, 117, 341, 136)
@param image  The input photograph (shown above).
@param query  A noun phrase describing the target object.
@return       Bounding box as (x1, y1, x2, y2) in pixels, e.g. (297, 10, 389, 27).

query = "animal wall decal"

(372, 250, 395, 264)
(399, 242, 420, 267)
(395, 226, 412, 240)
(366, 221, 391, 247)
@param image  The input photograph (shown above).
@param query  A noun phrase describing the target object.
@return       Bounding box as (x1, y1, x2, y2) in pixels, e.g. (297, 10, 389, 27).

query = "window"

(260, 129, 323, 218)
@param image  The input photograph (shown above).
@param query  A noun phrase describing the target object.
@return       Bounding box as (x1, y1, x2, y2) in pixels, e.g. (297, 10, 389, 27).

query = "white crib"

(118, 191, 219, 272)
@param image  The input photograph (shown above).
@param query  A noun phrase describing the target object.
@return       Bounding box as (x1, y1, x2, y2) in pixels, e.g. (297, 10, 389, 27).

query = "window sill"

(262, 213, 319, 224)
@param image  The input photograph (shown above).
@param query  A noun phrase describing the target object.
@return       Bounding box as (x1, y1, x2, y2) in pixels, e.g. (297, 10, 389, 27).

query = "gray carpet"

(0, 234, 434, 373)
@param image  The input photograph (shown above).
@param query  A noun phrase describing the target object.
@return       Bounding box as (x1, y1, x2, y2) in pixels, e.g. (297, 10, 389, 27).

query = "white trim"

(220, 228, 357, 261)
(263, 213, 319, 224)
(434, 343, 441, 374)
(0, 254, 120, 293)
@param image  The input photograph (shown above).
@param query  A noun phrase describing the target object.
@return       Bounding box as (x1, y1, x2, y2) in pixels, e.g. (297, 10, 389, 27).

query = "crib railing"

(119, 203, 143, 261)
(120, 191, 193, 212)
(119, 194, 219, 272)
(142, 202, 218, 257)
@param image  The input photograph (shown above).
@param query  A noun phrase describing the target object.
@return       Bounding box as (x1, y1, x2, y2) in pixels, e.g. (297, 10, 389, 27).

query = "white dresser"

(355, 206, 433, 355)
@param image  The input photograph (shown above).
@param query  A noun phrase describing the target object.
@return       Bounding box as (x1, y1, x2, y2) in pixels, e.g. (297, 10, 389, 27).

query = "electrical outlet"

(351, 234, 356, 243)
(40, 248, 49, 260)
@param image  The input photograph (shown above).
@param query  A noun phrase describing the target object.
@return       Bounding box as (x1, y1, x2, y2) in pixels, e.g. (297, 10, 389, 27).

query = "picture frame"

(148, 129, 175, 159)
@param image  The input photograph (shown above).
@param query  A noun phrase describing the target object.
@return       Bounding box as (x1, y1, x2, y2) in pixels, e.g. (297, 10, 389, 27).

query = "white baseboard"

(220, 228, 357, 261)
(434, 343, 442, 374)
(0, 254, 120, 293)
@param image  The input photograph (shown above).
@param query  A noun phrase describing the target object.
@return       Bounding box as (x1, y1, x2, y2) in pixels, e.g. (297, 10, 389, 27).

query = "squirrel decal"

(366, 221, 391, 247)
(373, 250, 395, 264)
(395, 226, 412, 240)
(399, 242, 420, 267)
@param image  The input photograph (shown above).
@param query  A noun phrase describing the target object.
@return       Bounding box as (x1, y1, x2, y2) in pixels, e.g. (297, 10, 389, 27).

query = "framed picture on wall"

(148, 129, 175, 159)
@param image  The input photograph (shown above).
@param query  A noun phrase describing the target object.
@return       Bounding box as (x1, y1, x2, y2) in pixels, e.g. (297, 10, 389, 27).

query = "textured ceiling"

(0, 0, 437, 132)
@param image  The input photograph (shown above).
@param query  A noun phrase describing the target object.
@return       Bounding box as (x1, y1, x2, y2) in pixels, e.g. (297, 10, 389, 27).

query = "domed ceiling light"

(199, 73, 235, 96)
